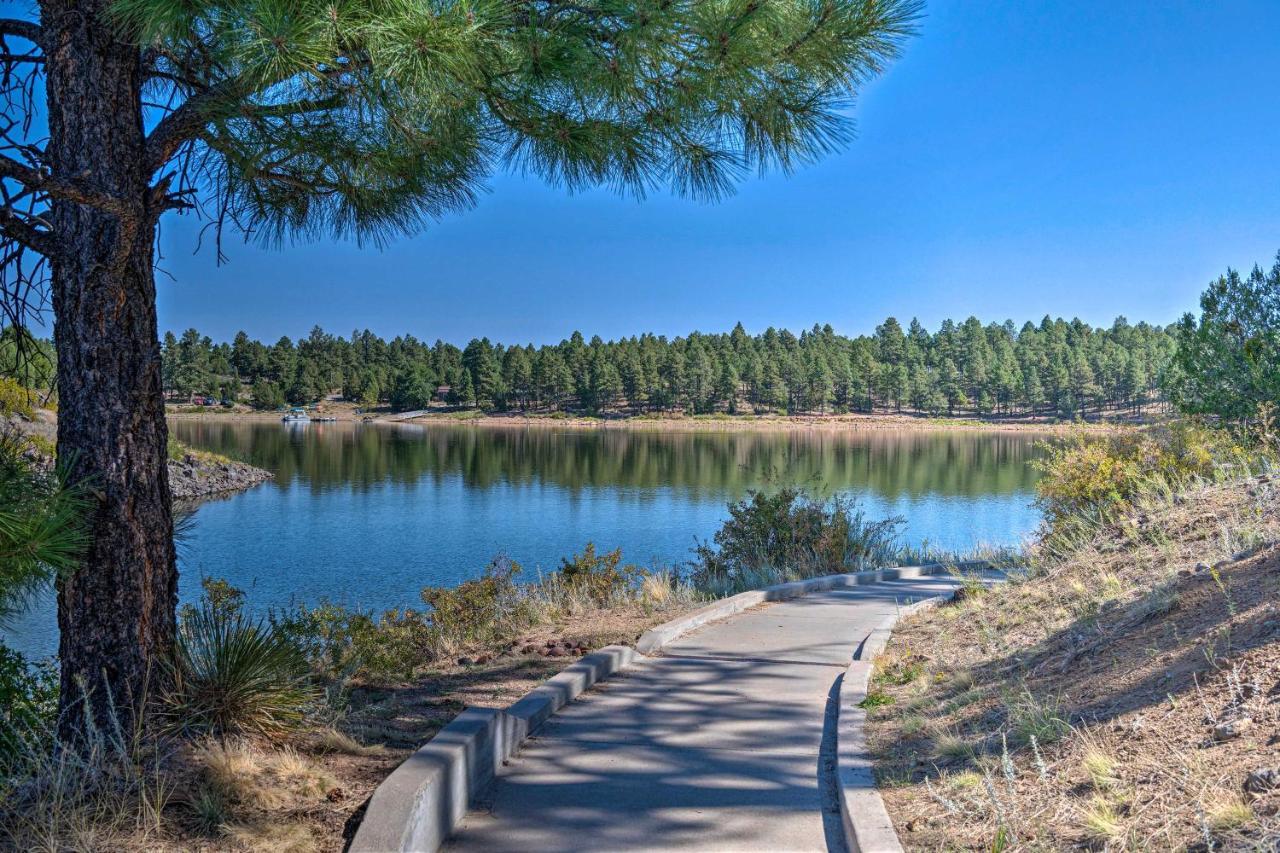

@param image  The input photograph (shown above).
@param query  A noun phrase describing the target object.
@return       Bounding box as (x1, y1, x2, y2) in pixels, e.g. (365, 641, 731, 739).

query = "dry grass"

(868, 472, 1280, 850)
(314, 728, 384, 757)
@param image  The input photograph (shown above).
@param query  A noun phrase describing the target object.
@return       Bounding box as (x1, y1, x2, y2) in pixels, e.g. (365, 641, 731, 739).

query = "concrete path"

(445, 576, 960, 852)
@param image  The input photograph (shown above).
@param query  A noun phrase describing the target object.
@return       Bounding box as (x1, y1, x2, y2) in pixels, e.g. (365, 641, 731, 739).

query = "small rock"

(1194, 562, 1210, 573)
(573, 647, 586, 656)
(474, 654, 491, 665)
(520, 644, 537, 654)
(1245, 768, 1280, 794)
(548, 646, 567, 657)
(327, 787, 345, 802)
(457, 656, 474, 666)
(546, 639, 558, 648)
(1213, 717, 1254, 741)
(905, 819, 919, 832)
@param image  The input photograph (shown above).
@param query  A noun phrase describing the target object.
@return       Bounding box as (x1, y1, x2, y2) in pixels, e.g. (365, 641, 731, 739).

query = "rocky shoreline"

(167, 451, 273, 501)
(8, 409, 272, 501)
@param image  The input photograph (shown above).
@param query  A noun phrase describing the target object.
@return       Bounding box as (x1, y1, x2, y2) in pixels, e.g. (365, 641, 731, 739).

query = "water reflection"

(5, 423, 1045, 659)
(173, 421, 1042, 500)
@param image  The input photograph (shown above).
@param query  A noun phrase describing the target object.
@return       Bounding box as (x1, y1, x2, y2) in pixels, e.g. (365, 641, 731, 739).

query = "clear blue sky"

(154, 0, 1280, 345)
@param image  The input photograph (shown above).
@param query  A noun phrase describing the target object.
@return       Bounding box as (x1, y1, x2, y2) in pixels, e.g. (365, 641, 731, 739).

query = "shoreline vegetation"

(0, 474, 1013, 851)
(167, 400, 1127, 434)
(3, 404, 273, 502)
(864, 419, 1280, 849)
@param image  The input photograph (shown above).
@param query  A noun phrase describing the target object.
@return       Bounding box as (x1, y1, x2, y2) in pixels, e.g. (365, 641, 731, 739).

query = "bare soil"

(167, 401, 1135, 434)
(161, 606, 693, 852)
(867, 474, 1280, 850)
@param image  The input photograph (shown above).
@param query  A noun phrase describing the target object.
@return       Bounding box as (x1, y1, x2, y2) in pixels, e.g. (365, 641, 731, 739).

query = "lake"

(6, 421, 1046, 658)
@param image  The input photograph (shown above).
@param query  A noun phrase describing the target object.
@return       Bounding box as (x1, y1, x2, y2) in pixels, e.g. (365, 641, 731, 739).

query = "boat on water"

(281, 407, 310, 424)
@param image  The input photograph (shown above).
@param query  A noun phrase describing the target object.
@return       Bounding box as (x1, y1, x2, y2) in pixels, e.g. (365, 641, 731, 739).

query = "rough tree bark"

(40, 0, 178, 741)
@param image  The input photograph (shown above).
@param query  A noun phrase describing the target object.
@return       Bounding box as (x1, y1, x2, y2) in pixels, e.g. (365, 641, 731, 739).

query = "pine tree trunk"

(42, 0, 178, 742)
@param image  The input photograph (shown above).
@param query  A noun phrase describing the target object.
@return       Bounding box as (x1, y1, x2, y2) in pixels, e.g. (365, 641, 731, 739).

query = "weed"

(1081, 796, 1123, 842)
(316, 728, 384, 756)
(1207, 796, 1253, 831)
(858, 690, 894, 710)
(900, 714, 927, 737)
(936, 732, 975, 760)
(1004, 686, 1069, 746)
(1082, 749, 1118, 790)
(188, 785, 230, 836)
(948, 770, 983, 791)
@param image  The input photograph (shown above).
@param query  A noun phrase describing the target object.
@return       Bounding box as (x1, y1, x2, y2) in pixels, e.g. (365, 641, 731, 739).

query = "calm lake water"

(7, 422, 1045, 658)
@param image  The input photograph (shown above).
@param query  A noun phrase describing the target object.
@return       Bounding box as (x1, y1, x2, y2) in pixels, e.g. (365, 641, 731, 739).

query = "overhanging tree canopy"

(0, 0, 919, 740)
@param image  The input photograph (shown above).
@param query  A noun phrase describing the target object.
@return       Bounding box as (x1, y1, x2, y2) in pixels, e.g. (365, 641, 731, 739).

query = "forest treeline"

(159, 316, 1175, 419)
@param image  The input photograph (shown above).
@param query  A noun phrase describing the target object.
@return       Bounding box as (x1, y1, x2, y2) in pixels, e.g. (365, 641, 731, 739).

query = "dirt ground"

(157, 606, 690, 852)
(167, 400, 1135, 434)
(867, 474, 1280, 850)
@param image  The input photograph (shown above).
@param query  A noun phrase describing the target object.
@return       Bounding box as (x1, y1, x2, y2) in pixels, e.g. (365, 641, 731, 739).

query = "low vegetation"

(0, 471, 977, 850)
(866, 415, 1279, 849)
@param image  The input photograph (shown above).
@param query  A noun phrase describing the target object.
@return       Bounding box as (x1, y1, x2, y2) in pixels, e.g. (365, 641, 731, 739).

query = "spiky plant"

(166, 602, 314, 738)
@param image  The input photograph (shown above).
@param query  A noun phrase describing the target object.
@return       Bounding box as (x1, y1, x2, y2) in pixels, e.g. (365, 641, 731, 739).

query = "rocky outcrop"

(7, 410, 272, 501)
(168, 452, 273, 501)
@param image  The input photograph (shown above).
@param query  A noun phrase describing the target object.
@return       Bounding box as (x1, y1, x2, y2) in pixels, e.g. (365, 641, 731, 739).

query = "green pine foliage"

(108, 0, 922, 246)
(160, 315, 1177, 419)
(1167, 252, 1280, 422)
(0, 432, 87, 627)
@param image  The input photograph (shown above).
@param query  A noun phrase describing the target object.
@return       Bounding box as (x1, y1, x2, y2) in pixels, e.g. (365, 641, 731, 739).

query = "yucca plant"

(166, 603, 314, 738)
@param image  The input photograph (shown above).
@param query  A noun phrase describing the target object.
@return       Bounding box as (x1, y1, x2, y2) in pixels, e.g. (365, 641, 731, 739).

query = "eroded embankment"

(865, 474, 1280, 849)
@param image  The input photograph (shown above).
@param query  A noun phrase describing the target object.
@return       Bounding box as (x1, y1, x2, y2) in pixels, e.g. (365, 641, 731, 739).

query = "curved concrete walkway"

(445, 576, 960, 852)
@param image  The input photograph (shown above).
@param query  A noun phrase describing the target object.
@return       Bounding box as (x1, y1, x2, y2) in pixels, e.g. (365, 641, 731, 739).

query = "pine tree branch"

(0, 19, 41, 47)
(0, 155, 129, 215)
(145, 86, 237, 175)
(0, 206, 55, 256)
(145, 84, 349, 173)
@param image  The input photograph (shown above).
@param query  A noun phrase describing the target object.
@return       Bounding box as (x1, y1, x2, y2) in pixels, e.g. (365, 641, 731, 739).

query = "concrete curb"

(837, 585, 971, 853)
(838, 660, 903, 853)
(637, 559, 992, 655)
(351, 561, 993, 852)
(348, 645, 636, 853)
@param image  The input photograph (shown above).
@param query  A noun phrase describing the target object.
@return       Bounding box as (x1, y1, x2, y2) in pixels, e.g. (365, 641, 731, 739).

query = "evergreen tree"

(1169, 255, 1280, 421)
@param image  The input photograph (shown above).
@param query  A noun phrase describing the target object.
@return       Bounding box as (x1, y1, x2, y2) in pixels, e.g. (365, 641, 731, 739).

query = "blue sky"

(154, 0, 1280, 345)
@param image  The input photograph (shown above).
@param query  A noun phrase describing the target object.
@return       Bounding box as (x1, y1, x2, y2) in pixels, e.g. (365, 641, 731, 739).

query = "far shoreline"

(167, 404, 1143, 434)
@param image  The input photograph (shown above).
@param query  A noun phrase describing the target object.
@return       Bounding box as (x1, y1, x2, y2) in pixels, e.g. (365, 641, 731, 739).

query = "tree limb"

(0, 19, 41, 47)
(0, 206, 55, 256)
(0, 155, 130, 215)
(144, 78, 261, 175)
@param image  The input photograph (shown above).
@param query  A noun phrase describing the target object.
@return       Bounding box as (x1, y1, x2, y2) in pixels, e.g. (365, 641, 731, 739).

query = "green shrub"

(1034, 422, 1240, 531)
(167, 435, 188, 461)
(0, 376, 35, 418)
(690, 487, 904, 590)
(421, 556, 533, 648)
(166, 593, 314, 737)
(556, 543, 642, 608)
(0, 644, 57, 763)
